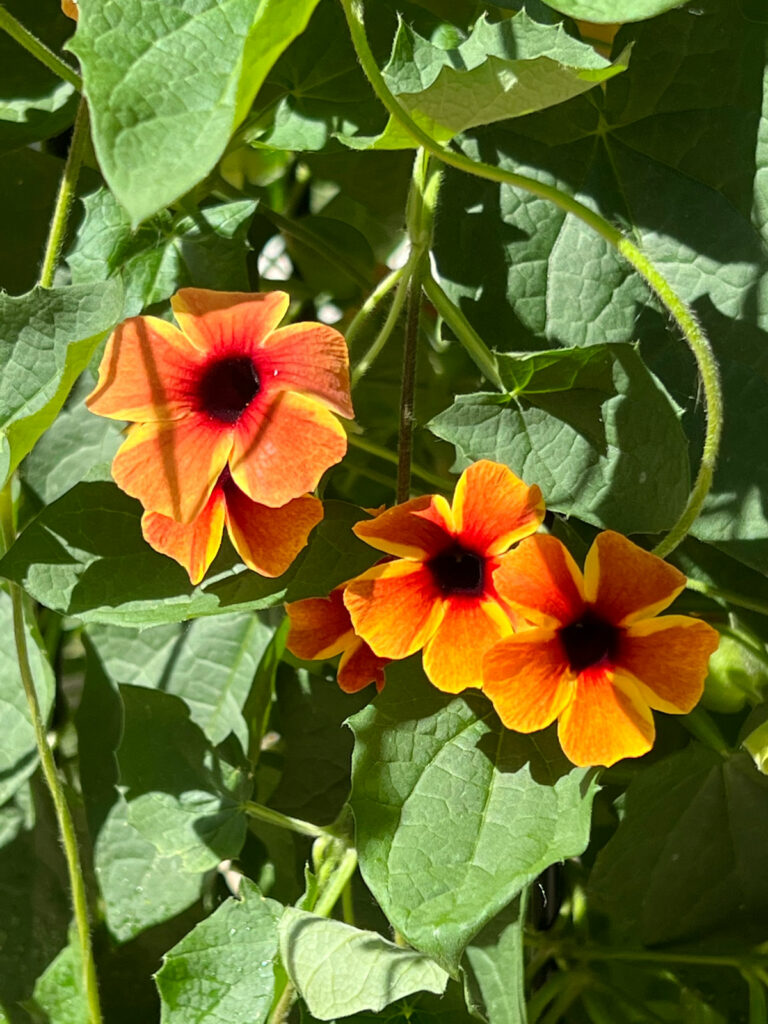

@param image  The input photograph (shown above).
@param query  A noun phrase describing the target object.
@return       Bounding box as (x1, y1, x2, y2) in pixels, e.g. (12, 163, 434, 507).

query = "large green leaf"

(429, 344, 689, 535)
(589, 743, 768, 946)
(116, 685, 250, 873)
(0, 281, 124, 482)
(349, 660, 598, 973)
(156, 880, 282, 1024)
(67, 189, 256, 318)
(280, 909, 449, 1019)
(0, 590, 55, 807)
(69, 0, 322, 224)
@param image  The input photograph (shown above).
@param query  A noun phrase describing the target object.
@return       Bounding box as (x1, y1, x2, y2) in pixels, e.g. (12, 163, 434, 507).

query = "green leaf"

(68, 188, 256, 318)
(589, 743, 768, 946)
(280, 908, 449, 1019)
(0, 280, 124, 476)
(0, 590, 55, 807)
(0, 480, 294, 627)
(70, 0, 322, 224)
(0, 148, 62, 295)
(342, 11, 628, 150)
(349, 659, 598, 973)
(31, 933, 88, 1024)
(286, 501, 378, 601)
(462, 899, 526, 1024)
(429, 344, 689, 535)
(156, 879, 282, 1024)
(542, 0, 686, 23)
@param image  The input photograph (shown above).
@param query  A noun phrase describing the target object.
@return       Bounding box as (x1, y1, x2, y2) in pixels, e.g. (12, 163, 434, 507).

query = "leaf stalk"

(0, 5, 82, 89)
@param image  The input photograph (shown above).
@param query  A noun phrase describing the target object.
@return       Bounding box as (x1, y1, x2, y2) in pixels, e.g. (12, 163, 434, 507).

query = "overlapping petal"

(493, 534, 585, 627)
(142, 488, 227, 586)
(225, 489, 322, 579)
(452, 460, 545, 556)
(585, 530, 686, 625)
(171, 288, 289, 354)
(352, 494, 454, 559)
(338, 638, 387, 693)
(422, 596, 512, 694)
(557, 669, 655, 767)
(285, 588, 354, 661)
(261, 322, 354, 419)
(483, 630, 574, 733)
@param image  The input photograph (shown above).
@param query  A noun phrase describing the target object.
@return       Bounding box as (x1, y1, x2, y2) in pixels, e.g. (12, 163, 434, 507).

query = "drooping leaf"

(155, 879, 282, 1024)
(69, 0, 322, 223)
(280, 909, 449, 1019)
(349, 659, 598, 972)
(462, 899, 526, 1024)
(429, 344, 689, 535)
(0, 280, 124, 477)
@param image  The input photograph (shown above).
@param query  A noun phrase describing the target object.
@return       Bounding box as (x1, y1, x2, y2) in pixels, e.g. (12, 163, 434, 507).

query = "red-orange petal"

(86, 316, 202, 422)
(229, 390, 347, 507)
(141, 487, 226, 585)
(285, 588, 354, 661)
(343, 560, 445, 659)
(352, 494, 454, 560)
(585, 531, 686, 626)
(260, 322, 354, 420)
(224, 488, 322, 578)
(338, 637, 388, 693)
(422, 595, 513, 694)
(557, 668, 655, 767)
(171, 288, 289, 354)
(492, 534, 586, 628)
(483, 630, 573, 732)
(618, 615, 720, 714)
(452, 460, 545, 557)
(112, 416, 232, 523)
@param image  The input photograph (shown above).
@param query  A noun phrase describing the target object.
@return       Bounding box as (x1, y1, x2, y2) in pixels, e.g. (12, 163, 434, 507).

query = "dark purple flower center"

(428, 543, 485, 597)
(559, 612, 618, 673)
(198, 356, 260, 423)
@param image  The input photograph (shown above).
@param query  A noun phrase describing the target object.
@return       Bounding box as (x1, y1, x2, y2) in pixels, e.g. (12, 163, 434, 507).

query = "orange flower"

(87, 289, 354, 523)
(483, 531, 720, 767)
(342, 460, 545, 693)
(285, 585, 388, 693)
(142, 466, 323, 585)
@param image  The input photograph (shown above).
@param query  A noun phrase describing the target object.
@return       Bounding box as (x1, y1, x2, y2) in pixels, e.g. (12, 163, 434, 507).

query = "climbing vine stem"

(339, 0, 723, 556)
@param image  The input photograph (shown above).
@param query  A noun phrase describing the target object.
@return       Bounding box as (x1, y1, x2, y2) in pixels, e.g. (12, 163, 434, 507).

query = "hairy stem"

(242, 800, 337, 840)
(423, 273, 503, 389)
(351, 266, 411, 385)
(339, 0, 723, 555)
(396, 269, 424, 503)
(39, 98, 90, 289)
(346, 265, 405, 353)
(0, 5, 82, 89)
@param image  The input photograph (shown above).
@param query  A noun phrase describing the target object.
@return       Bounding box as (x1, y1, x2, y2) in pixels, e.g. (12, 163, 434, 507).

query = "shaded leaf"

(543, 0, 686, 23)
(31, 934, 88, 1024)
(0, 148, 62, 296)
(462, 898, 526, 1024)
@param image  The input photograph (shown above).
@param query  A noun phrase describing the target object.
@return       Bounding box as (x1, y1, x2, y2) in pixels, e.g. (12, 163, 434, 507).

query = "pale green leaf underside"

(543, 0, 686, 23)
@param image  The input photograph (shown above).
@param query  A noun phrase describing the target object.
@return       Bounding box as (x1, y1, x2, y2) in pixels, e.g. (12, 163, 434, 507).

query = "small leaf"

(31, 933, 88, 1024)
(462, 899, 526, 1024)
(280, 908, 449, 1019)
(349, 660, 598, 972)
(156, 879, 282, 1024)
(541, 0, 686, 24)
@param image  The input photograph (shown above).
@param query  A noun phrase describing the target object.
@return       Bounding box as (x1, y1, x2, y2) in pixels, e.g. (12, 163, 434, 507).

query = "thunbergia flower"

(483, 531, 720, 767)
(87, 288, 354, 524)
(343, 460, 545, 693)
(142, 466, 323, 585)
(285, 585, 388, 693)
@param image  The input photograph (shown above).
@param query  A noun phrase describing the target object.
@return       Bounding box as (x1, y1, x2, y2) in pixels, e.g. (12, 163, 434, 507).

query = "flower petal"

(171, 288, 289, 354)
(229, 390, 347, 507)
(483, 630, 573, 732)
(422, 596, 513, 694)
(619, 615, 720, 714)
(452, 460, 545, 556)
(141, 487, 226, 585)
(343, 560, 445, 659)
(224, 488, 322, 578)
(352, 494, 454, 560)
(285, 588, 354, 660)
(558, 668, 655, 767)
(260, 322, 354, 419)
(112, 416, 232, 523)
(492, 534, 586, 627)
(338, 637, 387, 693)
(86, 316, 202, 421)
(585, 531, 686, 626)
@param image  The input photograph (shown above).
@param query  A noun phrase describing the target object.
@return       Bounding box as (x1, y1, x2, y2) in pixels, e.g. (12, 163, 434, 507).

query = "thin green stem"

(346, 432, 451, 491)
(0, 486, 103, 1024)
(528, 935, 767, 972)
(680, 707, 730, 757)
(346, 265, 405, 353)
(242, 800, 336, 840)
(423, 273, 503, 389)
(351, 265, 411, 385)
(341, 877, 355, 926)
(686, 578, 768, 619)
(0, 5, 82, 89)
(39, 98, 90, 289)
(397, 268, 424, 503)
(339, 0, 723, 556)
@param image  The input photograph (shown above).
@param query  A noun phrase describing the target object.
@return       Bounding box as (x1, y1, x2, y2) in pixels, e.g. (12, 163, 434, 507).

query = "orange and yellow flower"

(483, 531, 720, 767)
(143, 466, 323, 585)
(342, 460, 545, 693)
(285, 584, 388, 693)
(87, 288, 354, 524)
